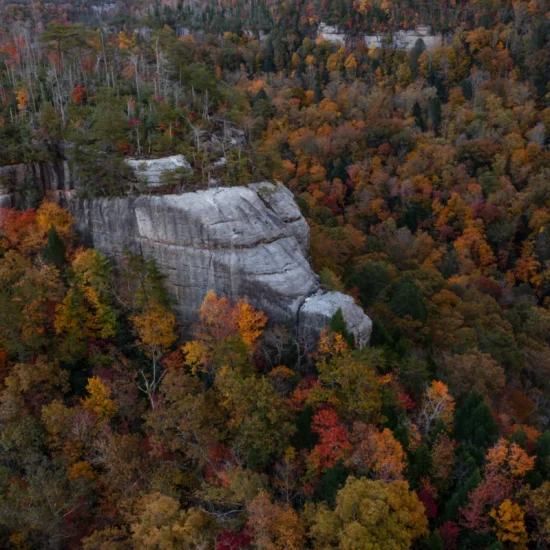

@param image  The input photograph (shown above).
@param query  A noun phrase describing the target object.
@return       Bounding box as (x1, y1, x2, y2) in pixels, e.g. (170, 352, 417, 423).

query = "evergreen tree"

(408, 443, 432, 487)
(427, 531, 445, 550)
(318, 461, 348, 506)
(330, 308, 355, 348)
(41, 226, 65, 269)
(454, 391, 499, 450)
(412, 101, 426, 132)
(408, 38, 426, 77)
(442, 468, 481, 522)
(389, 275, 427, 323)
(534, 431, 550, 481)
(428, 97, 442, 134)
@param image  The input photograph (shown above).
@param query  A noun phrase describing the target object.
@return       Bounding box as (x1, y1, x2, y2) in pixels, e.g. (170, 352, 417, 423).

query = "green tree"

(454, 391, 499, 450)
(145, 369, 224, 463)
(350, 262, 392, 308)
(41, 226, 66, 269)
(308, 348, 383, 424)
(412, 101, 426, 131)
(216, 368, 295, 468)
(389, 275, 427, 323)
(330, 309, 354, 348)
(428, 97, 442, 133)
(130, 492, 215, 549)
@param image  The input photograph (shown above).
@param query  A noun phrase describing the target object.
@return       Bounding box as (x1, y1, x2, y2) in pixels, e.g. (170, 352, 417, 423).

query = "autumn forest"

(1, 0, 550, 548)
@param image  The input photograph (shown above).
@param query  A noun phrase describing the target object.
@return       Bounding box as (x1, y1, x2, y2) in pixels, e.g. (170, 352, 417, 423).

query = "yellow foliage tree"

(326, 48, 345, 72)
(316, 329, 350, 360)
(485, 439, 535, 479)
(70, 248, 117, 340)
(35, 201, 73, 241)
(309, 477, 428, 549)
(82, 376, 117, 421)
(16, 89, 28, 111)
(247, 490, 306, 550)
(234, 300, 267, 349)
(514, 240, 541, 290)
(308, 348, 382, 423)
(490, 499, 528, 548)
(132, 303, 176, 363)
(344, 53, 357, 78)
(132, 302, 177, 408)
(68, 460, 95, 481)
(130, 492, 214, 549)
(453, 222, 497, 275)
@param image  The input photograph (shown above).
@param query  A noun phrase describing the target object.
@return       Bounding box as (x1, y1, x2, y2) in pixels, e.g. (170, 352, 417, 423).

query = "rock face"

(0, 161, 72, 208)
(317, 22, 445, 52)
(126, 155, 191, 187)
(69, 182, 372, 345)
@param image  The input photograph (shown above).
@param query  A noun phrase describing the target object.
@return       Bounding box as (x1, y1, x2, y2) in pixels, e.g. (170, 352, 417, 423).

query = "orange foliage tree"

(347, 423, 405, 480)
(183, 290, 267, 377)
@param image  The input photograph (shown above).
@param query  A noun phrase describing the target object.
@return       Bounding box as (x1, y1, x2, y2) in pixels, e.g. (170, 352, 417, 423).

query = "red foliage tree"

(308, 407, 351, 472)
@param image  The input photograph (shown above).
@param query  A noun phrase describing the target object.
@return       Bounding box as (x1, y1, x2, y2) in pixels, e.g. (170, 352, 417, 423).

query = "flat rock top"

(301, 291, 358, 315)
(132, 184, 292, 249)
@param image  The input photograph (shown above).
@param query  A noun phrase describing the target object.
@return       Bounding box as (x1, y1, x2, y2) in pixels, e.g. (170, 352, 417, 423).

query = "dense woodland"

(1, 0, 550, 548)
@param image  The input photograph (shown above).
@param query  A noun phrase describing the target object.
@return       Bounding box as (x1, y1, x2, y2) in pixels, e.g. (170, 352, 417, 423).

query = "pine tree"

(41, 226, 65, 269)
(454, 391, 499, 450)
(413, 101, 426, 132)
(427, 531, 445, 550)
(390, 275, 427, 323)
(428, 97, 442, 134)
(330, 308, 355, 348)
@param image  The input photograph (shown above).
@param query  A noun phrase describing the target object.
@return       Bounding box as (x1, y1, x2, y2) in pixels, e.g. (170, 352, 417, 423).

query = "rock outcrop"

(0, 161, 72, 208)
(317, 22, 445, 52)
(69, 182, 372, 346)
(0, 152, 372, 345)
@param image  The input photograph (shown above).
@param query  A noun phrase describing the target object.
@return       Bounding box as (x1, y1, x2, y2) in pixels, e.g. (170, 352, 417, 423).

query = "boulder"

(298, 291, 373, 348)
(126, 155, 191, 187)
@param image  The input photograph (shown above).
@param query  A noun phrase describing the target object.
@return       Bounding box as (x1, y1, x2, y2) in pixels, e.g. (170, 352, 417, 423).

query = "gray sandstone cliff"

(0, 161, 72, 203)
(69, 182, 372, 345)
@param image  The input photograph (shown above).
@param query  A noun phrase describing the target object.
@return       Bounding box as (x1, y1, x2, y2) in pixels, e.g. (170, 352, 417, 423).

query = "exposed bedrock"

(69, 182, 373, 345)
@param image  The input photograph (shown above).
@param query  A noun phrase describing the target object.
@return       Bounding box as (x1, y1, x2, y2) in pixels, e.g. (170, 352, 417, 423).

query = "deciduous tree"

(308, 477, 428, 549)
